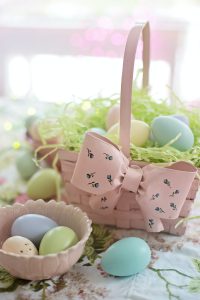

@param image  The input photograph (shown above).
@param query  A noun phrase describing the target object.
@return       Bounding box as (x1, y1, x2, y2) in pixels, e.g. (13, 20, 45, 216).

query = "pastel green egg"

(27, 169, 60, 200)
(107, 119, 150, 147)
(25, 115, 40, 132)
(16, 151, 38, 180)
(151, 116, 194, 151)
(101, 237, 151, 277)
(39, 226, 78, 255)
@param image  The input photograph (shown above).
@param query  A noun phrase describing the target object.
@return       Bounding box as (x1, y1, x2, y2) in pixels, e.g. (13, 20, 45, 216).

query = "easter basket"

(58, 22, 199, 235)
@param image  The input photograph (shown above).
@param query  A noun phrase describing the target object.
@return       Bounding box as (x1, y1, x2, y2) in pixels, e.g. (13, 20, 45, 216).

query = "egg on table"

(16, 151, 38, 180)
(101, 237, 151, 276)
(11, 214, 58, 246)
(27, 169, 61, 200)
(151, 116, 194, 151)
(2, 236, 38, 256)
(107, 119, 150, 147)
(39, 226, 78, 255)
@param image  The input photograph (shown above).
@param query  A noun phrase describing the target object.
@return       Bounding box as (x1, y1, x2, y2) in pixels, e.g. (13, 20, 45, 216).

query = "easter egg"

(107, 119, 150, 147)
(2, 236, 38, 256)
(25, 115, 40, 132)
(29, 121, 41, 141)
(89, 128, 106, 135)
(39, 226, 78, 255)
(106, 105, 120, 130)
(151, 116, 194, 151)
(172, 114, 189, 126)
(11, 214, 58, 246)
(101, 237, 151, 277)
(16, 151, 38, 180)
(27, 169, 61, 200)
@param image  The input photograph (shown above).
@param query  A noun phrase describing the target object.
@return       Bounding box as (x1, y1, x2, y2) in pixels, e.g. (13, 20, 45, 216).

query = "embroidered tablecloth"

(0, 100, 199, 300)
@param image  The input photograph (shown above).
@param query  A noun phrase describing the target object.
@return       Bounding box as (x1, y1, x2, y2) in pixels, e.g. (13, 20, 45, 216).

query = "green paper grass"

(36, 90, 200, 167)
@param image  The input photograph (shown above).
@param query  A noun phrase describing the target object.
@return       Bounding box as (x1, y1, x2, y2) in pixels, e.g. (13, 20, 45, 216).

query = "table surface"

(0, 100, 200, 300)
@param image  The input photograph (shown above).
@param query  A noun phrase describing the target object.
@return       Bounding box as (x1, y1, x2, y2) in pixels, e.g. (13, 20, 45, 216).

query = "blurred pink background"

(0, 0, 200, 103)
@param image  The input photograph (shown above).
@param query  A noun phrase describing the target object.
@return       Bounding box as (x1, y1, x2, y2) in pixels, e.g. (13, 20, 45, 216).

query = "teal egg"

(16, 151, 38, 180)
(101, 237, 151, 277)
(89, 128, 106, 136)
(151, 116, 194, 151)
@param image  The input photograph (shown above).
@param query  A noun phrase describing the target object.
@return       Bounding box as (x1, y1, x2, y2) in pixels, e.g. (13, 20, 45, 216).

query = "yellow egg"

(107, 119, 150, 147)
(2, 236, 38, 256)
(106, 105, 120, 130)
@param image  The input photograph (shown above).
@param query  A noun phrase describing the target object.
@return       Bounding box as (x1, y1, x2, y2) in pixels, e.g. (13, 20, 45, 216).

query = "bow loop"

(71, 132, 129, 195)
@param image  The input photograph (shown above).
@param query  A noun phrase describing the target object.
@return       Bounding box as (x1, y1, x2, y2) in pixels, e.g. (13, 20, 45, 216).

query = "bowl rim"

(0, 199, 92, 259)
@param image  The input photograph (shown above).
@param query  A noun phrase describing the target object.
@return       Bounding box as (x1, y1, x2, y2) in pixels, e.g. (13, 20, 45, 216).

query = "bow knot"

(71, 132, 197, 232)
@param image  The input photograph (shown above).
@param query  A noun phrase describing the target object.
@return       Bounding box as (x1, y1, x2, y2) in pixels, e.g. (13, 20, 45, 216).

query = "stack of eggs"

(92, 104, 194, 152)
(2, 214, 78, 256)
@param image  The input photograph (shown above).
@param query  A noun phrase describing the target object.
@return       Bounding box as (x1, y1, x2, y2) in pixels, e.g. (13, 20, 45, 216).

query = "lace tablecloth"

(0, 100, 200, 300)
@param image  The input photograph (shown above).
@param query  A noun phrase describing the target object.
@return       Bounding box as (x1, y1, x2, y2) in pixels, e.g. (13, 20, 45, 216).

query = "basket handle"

(119, 22, 150, 157)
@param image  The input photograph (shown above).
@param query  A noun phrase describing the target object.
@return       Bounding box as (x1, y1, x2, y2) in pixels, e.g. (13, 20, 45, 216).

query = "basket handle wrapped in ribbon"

(70, 22, 197, 232)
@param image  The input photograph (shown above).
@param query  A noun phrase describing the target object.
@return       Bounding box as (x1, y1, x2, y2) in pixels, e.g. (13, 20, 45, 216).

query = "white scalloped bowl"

(0, 199, 92, 280)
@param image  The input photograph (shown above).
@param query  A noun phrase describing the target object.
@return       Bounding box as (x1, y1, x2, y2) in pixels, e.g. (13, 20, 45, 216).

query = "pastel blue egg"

(11, 214, 58, 246)
(151, 116, 194, 151)
(101, 237, 151, 277)
(89, 128, 106, 136)
(172, 114, 189, 126)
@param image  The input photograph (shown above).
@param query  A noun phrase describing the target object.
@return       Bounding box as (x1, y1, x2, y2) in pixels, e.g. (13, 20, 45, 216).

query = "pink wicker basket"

(58, 22, 199, 235)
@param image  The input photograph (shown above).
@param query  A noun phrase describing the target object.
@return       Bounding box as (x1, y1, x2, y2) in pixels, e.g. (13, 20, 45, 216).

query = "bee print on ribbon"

(163, 179, 171, 188)
(87, 148, 94, 159)
(151, 193, 159, 200)
(107, 174, 113, 185)
(170, 203, 177, 211)
(149, 219, 154, 229)
(169, 189, 180, 197)
(100, 206, 109, 210)
(86, 172, 96, 179)
(155, 207, 165, 213)
(101, 197, 107, 202)
(103, 153, 113, 160)
(88, 181, 99, 188)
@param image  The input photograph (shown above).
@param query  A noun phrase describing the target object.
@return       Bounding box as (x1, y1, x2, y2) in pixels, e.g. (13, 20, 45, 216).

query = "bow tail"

(143, 216, 164, 232)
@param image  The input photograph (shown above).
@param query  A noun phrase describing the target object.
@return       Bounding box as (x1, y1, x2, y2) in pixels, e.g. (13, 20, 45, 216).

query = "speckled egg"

(107, 119, 150, 147)
(11, 214, 58, 246)
(101, 237, 151, 277)
(39, 226, 78, 255)
(27, 169, 61, 200)
(16, 151, 38, 180)
(151, 116, 194, 151)
(2, 236, 38, 256)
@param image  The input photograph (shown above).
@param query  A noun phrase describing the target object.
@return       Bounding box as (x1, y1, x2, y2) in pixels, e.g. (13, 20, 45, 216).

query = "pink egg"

(106, 105, 120, 130)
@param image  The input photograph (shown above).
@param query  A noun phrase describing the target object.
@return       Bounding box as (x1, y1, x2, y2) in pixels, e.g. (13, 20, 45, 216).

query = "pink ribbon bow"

(71, 132, 197, 232)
